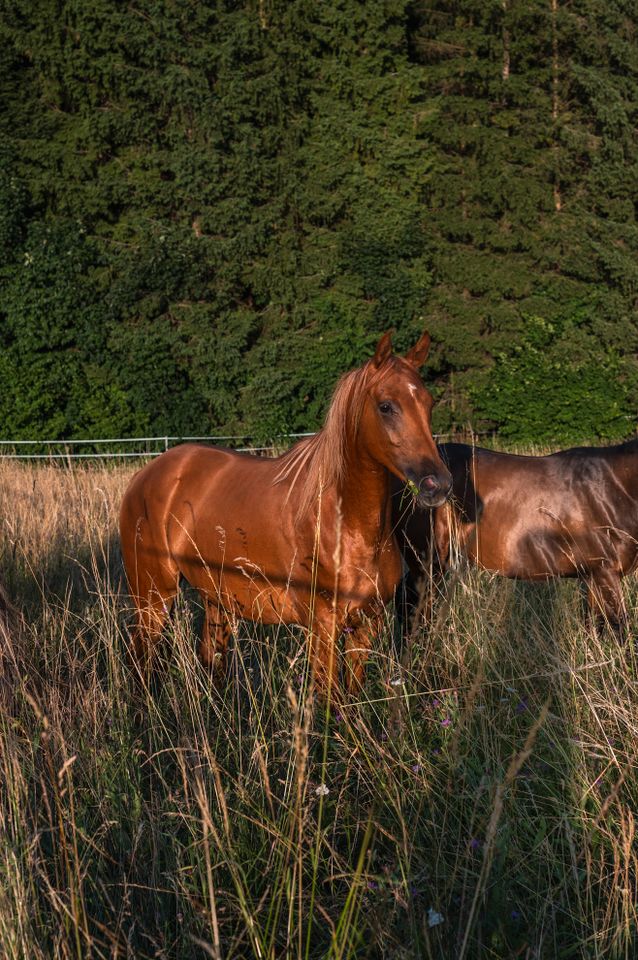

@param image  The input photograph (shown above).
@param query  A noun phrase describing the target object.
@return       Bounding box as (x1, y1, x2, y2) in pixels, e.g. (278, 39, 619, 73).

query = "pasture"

(0, 458, 637, 959)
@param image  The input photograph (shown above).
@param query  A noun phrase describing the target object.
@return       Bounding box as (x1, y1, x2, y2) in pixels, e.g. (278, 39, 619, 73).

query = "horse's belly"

(469, 521, 599, 579)
(175, 516, 401, 627)
(170, 509, 305, 623)
(200, 564, 308, 627)
(230, 581, 304, 626)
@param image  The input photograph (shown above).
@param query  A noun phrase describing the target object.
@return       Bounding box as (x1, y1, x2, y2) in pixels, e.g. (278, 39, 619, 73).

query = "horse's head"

(359, 331, 452, 508)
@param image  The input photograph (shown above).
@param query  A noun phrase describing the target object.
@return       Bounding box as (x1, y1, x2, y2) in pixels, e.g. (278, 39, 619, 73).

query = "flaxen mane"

(274, 355, 398, 519)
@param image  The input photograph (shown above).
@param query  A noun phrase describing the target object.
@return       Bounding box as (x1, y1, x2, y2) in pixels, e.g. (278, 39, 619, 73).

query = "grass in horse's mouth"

(400, 478, 421, 510)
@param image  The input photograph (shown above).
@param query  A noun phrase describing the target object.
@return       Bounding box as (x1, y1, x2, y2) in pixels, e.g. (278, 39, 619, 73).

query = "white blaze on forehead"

(408, 383, 418, 396)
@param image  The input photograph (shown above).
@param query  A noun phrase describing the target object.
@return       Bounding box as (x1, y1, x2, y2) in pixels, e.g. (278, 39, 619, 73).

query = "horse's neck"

(332, 453, 394, 545)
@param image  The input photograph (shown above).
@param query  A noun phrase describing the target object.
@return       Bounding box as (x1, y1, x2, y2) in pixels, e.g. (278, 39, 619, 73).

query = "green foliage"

(0, 0, 637, 443)
(0, 220, 132, 437)
(408, 0, 638, 440)
(471, 313, 638, 443)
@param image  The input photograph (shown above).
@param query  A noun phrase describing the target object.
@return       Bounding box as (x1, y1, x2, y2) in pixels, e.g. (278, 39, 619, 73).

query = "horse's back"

(439, 442, 636, 578)
(122, 443, 271, 510)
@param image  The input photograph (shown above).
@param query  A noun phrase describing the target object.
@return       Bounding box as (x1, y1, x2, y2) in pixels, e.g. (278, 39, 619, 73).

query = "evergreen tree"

(0, 0, 636, 444)
(408, 0, 638, 442)
(238, 0, 438, 436)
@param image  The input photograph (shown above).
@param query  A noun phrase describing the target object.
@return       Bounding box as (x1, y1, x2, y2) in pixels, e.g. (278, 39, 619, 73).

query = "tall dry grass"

(0, 458, 637, 959)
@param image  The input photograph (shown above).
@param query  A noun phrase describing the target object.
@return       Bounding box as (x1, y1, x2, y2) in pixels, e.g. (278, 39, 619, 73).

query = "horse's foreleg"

(308, 620, 340, 701)
(344, 616, 380, 694)
(199, 598, 231, 680)
(401, 513, 449, 639)
(394, 567, 421, 647)
(409, 567, 445, 635)
(584, 569, 627, 641)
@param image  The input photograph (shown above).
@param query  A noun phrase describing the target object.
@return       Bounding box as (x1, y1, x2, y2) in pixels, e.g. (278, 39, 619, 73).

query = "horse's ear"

(372, 331, 393, 368)
(405, 330, 431, 368)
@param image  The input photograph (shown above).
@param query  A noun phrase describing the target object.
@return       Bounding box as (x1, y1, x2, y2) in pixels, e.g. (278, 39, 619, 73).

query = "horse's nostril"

(422, 475, 439, 492)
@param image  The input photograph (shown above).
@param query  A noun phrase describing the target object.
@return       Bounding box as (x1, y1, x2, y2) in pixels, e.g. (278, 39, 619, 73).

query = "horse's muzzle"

(410, 470, 452, 508)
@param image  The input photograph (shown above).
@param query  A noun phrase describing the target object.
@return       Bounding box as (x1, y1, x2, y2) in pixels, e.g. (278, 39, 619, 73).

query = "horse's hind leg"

(584, 569, 628, 642)
(199, 597, 231, 681)
(130, 588, 177, 679)
(122, 543, 178, 679)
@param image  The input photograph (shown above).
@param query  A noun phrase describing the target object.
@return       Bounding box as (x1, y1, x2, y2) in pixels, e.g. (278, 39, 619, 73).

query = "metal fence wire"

(0, 434, 317, 460)
(0, 431, 454, 461)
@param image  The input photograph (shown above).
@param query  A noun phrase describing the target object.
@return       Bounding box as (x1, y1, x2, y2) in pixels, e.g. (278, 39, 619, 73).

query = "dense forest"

(1, 0, 637, 445)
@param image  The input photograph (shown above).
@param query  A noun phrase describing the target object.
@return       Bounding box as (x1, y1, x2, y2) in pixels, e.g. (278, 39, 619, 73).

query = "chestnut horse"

(395, 440, 638, 637)
(120, 332, 451, 695)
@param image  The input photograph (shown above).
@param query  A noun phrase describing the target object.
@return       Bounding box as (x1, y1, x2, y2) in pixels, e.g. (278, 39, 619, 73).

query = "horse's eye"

(378, 401, 394, 416)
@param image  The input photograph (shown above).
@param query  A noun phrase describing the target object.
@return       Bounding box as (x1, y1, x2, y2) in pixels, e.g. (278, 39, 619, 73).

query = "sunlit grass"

(0, 459, 637, 958)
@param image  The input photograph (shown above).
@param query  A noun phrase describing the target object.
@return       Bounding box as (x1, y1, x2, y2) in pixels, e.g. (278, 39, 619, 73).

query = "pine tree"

(408, 0, 638, 442)
(239, 0, 439, 435)
(1, 0, 636, 444)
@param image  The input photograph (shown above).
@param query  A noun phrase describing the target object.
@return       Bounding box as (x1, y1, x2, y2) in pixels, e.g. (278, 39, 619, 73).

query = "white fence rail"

(0, 430, 459, 462)
(0, 434, 316, 461)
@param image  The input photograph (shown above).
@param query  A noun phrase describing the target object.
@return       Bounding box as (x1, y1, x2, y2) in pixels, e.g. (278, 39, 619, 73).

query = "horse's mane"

(274, 355, 398, 519)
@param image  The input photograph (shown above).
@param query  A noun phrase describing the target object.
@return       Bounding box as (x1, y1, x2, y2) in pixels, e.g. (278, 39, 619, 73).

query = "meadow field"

(0, 458, 637, 960)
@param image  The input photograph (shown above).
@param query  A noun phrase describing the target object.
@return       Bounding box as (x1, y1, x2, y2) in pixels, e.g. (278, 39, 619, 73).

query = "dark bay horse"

(120, 332, 452, 695)
(395, 440, 638, 636)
